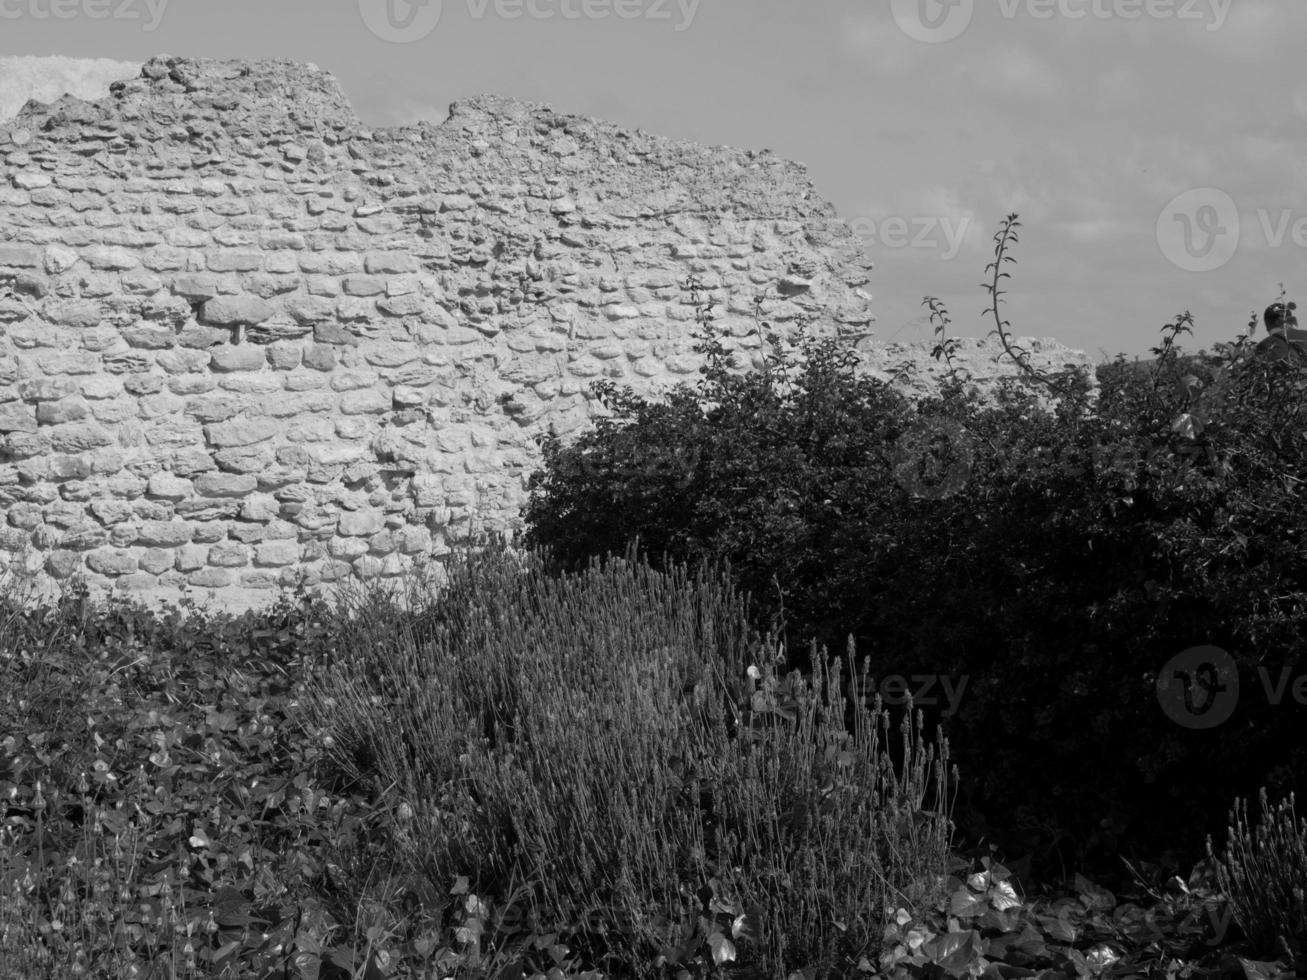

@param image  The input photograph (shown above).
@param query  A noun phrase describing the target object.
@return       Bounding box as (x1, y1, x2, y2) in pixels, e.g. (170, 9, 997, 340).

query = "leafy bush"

(524, 275, 927, 674)
(0, 580, 362, 980)
(520, 222, 1307, 882)
(299, 538, 955, 978)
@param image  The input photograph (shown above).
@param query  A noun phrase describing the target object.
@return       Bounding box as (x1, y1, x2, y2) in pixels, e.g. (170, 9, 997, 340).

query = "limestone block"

(121, 325, 178, 350)
(83, 246, 138, 271)
(36, 399, 89, 425)
(86, 550, 138, 576)
(0, 244, 42, 268)
(194, 473, 258, 497)
(186, 396, 245, 424)
(136, 521, 194, 547)
(328, 536, 368, 559)
(203, 418, 279, 448)
(202, 295, 274, 326)
(171, 273, 220, 299)
(340, 389, 389, 415)
(364, 251, 418, 274)
(49, 456, 92, 480)
(210, 346, 269, 372)
(43, 298, 102, 328)
(227, 526, 263, 548)
(207, 542, 250, 567)
(213, 446, 274, 474)
(45, 550, 82, 579)
(19, 378, 81, 402)
(123, 375, 165, 396)
(337, 509, 383, 536)
(89, 500, 133, 525)
(138, 549, 175, 575)
(174, 498, 240, 520)
(175, 544, 208, 572)
(0, 403, 37, 433)
(49, 422, 114, 452)
(207, 252, 263, 273)
(254, 540, 300, 566)
(189, 567, 231, 588)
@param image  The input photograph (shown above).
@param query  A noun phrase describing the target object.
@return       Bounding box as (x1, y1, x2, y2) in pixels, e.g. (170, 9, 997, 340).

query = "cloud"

(1295, 85, 1307, 120)
(958, 41, 1062, 99)
(838, 11, 925, 77)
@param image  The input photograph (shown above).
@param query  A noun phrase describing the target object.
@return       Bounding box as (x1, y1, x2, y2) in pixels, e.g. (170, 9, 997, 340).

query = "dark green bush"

(521, 270, 1307, 882)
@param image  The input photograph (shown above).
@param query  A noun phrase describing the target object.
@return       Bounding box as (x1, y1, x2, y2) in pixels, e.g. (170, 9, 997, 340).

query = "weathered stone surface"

(171, 274, 220, 299)
(0, 54, 1094, 618)
(136, 521, 194, 547)
(36, 399, 89, 425)
(194, 473, 258, 497)
(0, 403, 37, 433)
(203, 417, 279, 448)
(48, 423, 114, 453)
(210, 346, 269, 372)
(44, 298, 102, 328)
(207, 541, 250, 567)
(202, 295, 275, 326)
(0, 244, 42, 268)
(86, 549, 138, 576)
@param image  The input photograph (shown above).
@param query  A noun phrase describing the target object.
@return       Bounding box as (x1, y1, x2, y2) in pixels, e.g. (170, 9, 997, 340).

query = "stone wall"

(0, 56, 1093, 615)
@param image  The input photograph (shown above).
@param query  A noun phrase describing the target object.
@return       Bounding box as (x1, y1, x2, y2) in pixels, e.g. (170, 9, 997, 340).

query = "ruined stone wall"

(0, 56, 1092, 615)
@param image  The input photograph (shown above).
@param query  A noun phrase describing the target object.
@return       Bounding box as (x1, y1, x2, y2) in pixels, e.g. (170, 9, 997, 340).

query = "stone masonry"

(0, 56, 1094, 615)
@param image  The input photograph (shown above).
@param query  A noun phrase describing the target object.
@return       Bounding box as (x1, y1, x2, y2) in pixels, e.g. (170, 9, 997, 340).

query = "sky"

(1, 0, 1304, 362)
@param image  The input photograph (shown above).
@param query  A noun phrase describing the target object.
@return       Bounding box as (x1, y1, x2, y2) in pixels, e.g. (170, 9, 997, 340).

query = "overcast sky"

(2, 0, 1303, 362)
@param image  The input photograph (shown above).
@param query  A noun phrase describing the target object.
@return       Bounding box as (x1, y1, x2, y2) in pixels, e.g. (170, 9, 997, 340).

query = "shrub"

(298, 538, 955, 978)
(520, 222, 1307, 883)
(524, 276, 928, 673)
(1209, 788, 1307, 969)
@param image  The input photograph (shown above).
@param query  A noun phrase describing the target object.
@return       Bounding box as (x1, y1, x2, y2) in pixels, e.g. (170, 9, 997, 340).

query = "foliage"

(1, 540, 1301, 978)
(524, 273, 928, 674)
(1209, 789, 1307, 971)
(298, 539, 955, 978)
(520, 220, 1307, 883)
